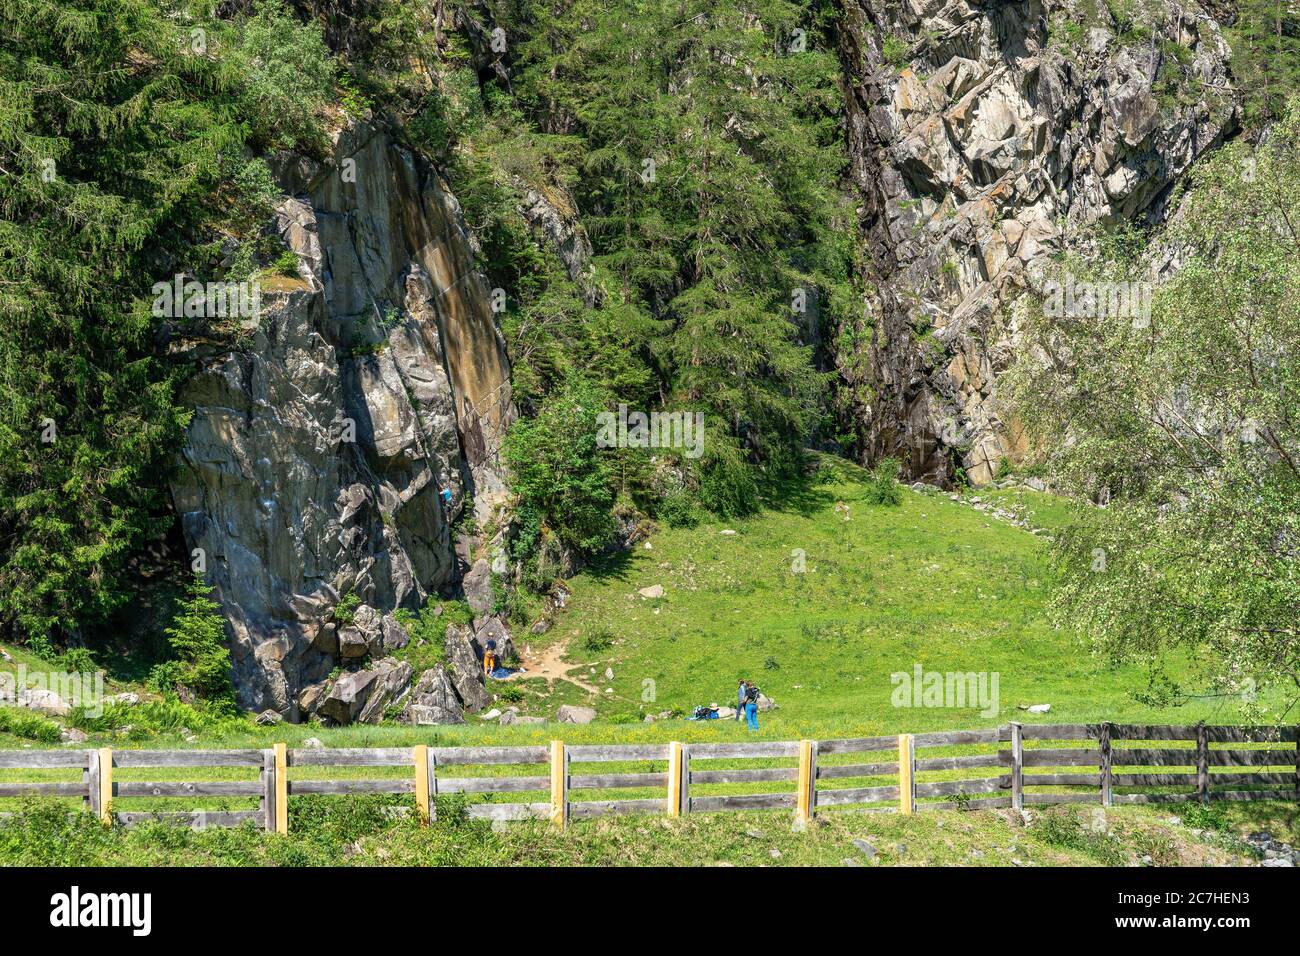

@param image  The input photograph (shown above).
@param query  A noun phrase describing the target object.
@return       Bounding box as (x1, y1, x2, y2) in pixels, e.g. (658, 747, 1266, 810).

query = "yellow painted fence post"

(97, 747, 113, 825)
(274, 742, 288, 835)
(550, 740, 568, 830)
(667, 741, 683, 817)
(898, 734, 914, 815)
(413, 744, 431, 825)
(795, 739, 814, 826)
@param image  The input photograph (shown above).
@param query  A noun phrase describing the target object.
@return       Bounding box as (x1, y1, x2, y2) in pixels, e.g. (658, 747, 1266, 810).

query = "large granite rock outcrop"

(169, 119, 514, 716)
(835, 0, 1236, 484)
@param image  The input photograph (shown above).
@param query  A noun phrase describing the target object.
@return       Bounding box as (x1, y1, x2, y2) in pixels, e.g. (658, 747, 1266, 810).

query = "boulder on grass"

(402, 666, 464, 725)
(19, 688, 69, 717)
(355, 659, 413, 724)
(556, 705, 596, 725)
(316, 670, 379, 725)
(445, 624, 489, 712)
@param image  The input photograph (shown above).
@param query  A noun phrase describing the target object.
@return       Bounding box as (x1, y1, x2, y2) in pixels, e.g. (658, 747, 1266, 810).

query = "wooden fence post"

(97, 747, 113, 825)
(428, 750, 439, 824)
(681, 744, 692, 815)
(413, 744, 431, 826)
(898, 734, 915, 815)
(1196, 723, 1209, 805)
(550, 739, 568, 830)
(274, 742, 288, 835)
(1099, 722, 1113, 807)
(1009, 723, 1023, 811)
(86, 748, 100, 819)
(667, 741, 683, 817)
(808, 740, 819, 818)
(261, 748, 276, 832)
(795, 739, 814, 826)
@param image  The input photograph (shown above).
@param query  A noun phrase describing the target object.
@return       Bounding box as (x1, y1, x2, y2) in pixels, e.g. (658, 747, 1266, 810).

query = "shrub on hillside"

(862, 457, 903, 506)
(0, 706, 62, 743)
(148, 574, 236, 713)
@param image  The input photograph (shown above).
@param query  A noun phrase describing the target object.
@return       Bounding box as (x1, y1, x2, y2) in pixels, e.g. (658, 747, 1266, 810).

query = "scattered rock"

(318, 659, 412, 726)
(297, 682, 329, 717)
(530, 618, 551, 635)
(480, 708, 502, 721)
(302, 737, 324, 749)
(352, 604, 387, 657)
(756, 694, 777, 712)
(499, 711, 545, 726)
(841, 857, 863, 867)
(604, 667, 614, 680)
(381, 614, 410, 652)
(556, 705, 596, 724)
(1021, 703, 1051, 714)
(311, 621, 339, 656)
(852, 839, 877, 860)
(337, 626, 369, 660)
(255, 709, 283, 726)
(719, 529, 737, 536)
(462, 559, 494, 617)
(637, 584, 664, 599)
(445, 623, 489, 713)
(716, 706, 735, 719)
(769, 848, 782, 859)
(401, 665, 462, 725)
(18, 688, 69, 717)
(60, 727, 89, 744)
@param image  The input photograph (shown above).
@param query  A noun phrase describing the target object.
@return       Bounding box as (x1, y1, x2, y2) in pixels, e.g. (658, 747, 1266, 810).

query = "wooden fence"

(1, 723, 1296, 832)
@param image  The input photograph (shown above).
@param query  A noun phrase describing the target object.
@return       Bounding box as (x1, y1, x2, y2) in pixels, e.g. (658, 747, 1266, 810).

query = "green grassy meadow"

(2, 463, 1293, 865)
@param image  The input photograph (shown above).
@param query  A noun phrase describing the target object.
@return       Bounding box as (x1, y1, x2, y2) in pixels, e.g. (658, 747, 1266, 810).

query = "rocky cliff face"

(836, 0, 1236, 484)
(169, 120, 513, 716)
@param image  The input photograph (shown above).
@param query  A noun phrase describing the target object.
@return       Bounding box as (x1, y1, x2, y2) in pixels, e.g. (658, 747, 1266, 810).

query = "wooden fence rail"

(1, 723, 1296, 832)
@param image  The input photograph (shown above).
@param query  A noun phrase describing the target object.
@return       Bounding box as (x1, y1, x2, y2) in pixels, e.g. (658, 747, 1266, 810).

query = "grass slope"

(0, 459, 1280, 751)
(2, 797, 1294, 868)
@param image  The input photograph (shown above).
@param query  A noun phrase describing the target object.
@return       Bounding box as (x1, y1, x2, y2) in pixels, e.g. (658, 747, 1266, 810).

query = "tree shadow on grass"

(582, 546, 636, 584)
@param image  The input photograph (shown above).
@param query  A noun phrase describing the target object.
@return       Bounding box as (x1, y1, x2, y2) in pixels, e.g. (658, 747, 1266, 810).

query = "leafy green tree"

(503, 374, 616, 557)
(217, 0, 336, 153)
(0, 0, 334, 647)
(1226, 0, 1300, 127)
(154, 573, 235, 711)
(1006, 103, 1300, 714)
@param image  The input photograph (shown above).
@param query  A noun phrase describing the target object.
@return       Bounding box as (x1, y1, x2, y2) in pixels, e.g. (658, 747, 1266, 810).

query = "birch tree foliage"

(1007, 103, 1300, 714)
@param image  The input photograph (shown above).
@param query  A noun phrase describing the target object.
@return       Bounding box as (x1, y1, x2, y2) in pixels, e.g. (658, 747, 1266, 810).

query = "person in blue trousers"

(736, 679, 746, 721)
(743, 680, 759, 731)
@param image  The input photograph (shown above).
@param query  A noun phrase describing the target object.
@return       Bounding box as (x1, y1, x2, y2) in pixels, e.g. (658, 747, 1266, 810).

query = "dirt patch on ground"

(513, 638, 603, 695)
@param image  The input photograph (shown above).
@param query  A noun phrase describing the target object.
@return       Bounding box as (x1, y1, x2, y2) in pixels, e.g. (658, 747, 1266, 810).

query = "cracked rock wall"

(836, 0, 1236, 484)
(169, 120, 514, 716)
